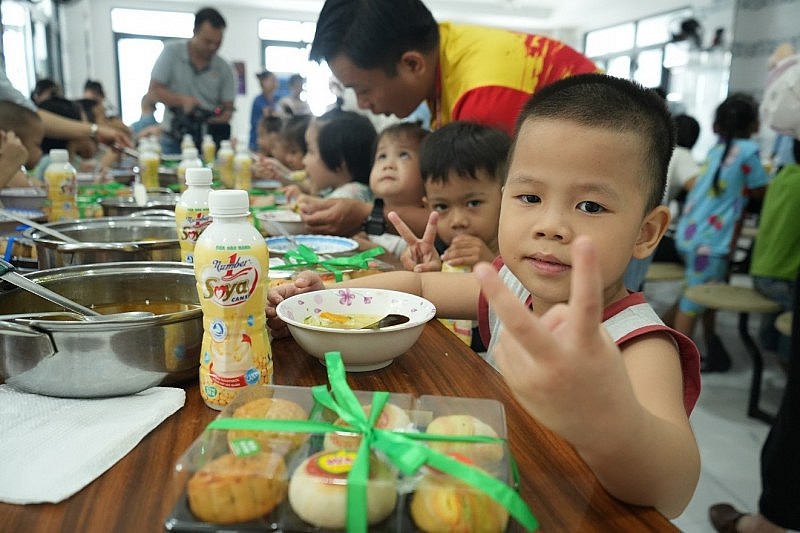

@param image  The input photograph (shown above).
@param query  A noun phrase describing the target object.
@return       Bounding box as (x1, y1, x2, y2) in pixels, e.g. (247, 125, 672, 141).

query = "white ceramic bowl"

(276, 288, 436, 371)
(257, 209, 305, 236)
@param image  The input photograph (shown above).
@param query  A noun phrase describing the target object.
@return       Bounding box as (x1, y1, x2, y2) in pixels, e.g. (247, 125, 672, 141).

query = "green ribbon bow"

(207, 352, 538, 532)
(269, 245, 385, 282)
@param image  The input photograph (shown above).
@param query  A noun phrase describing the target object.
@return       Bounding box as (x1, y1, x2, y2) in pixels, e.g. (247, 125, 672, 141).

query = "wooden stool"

(775, 311, 793, 337)
(645, 262, 685, 282)
(684, 283, 783, 424)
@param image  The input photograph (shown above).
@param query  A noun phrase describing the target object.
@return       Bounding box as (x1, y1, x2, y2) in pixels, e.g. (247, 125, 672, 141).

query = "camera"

(168, 106, 230, 148)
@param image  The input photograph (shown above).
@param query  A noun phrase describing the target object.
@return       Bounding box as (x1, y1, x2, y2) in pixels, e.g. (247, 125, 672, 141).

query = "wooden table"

(0, 320, 676, 532)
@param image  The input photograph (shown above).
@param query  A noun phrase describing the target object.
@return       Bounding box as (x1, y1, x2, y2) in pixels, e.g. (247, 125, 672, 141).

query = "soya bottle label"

(175, 205, 211, 263)
(140, 155, 160, 189)
(196, 248, 272, 409)
(44, 167, 78, 221)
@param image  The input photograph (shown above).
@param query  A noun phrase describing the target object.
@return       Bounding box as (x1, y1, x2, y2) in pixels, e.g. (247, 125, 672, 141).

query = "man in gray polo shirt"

(148, 7, 235, 154)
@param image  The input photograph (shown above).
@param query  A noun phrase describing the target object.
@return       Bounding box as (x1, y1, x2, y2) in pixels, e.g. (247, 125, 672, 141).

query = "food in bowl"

(276, 288, 435, 371)
(256, 209, 305, 236)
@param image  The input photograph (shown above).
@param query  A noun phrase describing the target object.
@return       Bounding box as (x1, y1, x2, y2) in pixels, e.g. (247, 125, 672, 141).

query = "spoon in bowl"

(0, 259, 154, 321)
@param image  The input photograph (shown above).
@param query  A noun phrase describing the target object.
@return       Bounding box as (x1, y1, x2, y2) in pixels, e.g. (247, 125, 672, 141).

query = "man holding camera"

(148, 7, 235, 154)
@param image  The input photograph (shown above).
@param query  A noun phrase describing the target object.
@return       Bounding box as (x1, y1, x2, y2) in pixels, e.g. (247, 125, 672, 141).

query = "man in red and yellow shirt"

(311, 0, 597, 136)
(303, 0, 597, 235)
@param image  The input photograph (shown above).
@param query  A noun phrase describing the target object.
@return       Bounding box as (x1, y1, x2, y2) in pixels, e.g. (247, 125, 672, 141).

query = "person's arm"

(37, 108, 132, 148)
(207, 62, 236, 124)
(474, 237, 699, 517)
(148, 79, 200, 113)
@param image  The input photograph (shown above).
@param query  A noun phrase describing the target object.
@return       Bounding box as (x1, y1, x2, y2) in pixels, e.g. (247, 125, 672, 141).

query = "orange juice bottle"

(139, 140, 160, 190)
(202, 134, 217, 167)
(216, 140, 234, 189)
(194, 189, 272, 409)
(233, 143, 253, 191)
(44, 149, 79, 222)
(175, 167, 213, 264)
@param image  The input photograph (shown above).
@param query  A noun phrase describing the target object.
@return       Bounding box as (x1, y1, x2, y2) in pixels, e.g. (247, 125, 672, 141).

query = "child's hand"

(473, 236, 638, 450)
(389, 211, 441, 272)
(0, 131, 29, 168)
(256, 156, 291, 182)
(281, 185, 304, 205)
(441, 234, 496, 269)
(266, 271, 326, 338)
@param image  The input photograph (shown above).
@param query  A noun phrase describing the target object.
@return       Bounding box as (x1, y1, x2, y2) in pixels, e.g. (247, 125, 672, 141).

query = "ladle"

(0, 259, 153, 321)
(0, 208, 81, 244)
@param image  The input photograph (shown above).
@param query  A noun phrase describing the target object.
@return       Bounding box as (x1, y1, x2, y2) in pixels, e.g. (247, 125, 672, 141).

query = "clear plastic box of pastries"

(165, 385, 517, 532)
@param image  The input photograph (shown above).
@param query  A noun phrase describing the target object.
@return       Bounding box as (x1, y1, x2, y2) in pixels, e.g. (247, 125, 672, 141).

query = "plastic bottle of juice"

(44, 148, 79, 222)
(216, 140, 234, 189)
(233, 143, 253, 191)
(181, 133, 196, 152)
(139, 140, 160, 190)
(201, 134, 216, 167)
(177, 147, 203, 192)
(175, 167, 213, 264)
(194, 189, 272, 409)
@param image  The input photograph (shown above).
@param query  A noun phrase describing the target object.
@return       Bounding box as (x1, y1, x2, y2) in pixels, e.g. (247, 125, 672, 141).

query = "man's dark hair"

(315, 108, 377, 184)
(38, 97, 82, 152)
(194, 7, 226, 31)
(420, 121, 510, 186)
(514, 73, 675, 213)
(310, 0, 438, 75)
(31, 78, 62, 102)
(83, 79, 105, 98)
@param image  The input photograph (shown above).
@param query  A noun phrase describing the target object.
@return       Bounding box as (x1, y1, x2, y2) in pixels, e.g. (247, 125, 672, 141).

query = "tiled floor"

(641, 276, 787, 532)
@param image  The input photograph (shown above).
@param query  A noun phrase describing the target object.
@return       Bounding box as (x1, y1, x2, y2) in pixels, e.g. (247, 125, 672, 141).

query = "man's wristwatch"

(88, 123, 99, 140)
(364, 198, 386, 235)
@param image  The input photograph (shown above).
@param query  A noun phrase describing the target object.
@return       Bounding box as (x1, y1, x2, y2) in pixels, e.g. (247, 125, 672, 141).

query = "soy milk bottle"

(175, 167, 213, 264)
(194, 189, 272, 409)
(201, 134, 216, 167)
(139, 139, 160, 190)
(233, 143, 252, 191)
(177, 147, 203, 192)
(44, 148, 79, 221)
(216, 140, 234, 188)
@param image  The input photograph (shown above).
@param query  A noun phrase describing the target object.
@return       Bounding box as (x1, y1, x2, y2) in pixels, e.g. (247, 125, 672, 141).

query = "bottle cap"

(209, 189, 249, 216)
(49, 149, 69, 163)
(185, 167, 213, 186)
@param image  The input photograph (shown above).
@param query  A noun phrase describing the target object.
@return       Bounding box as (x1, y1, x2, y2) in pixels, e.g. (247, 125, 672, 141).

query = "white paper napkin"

(0, 385, 185, 504)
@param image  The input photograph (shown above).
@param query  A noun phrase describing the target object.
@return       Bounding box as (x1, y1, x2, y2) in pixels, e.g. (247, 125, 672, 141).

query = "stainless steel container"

(25, 216, 180, 268)
(0, 261, 202, 397)
(100, 191, 178, 217)
(0, 187, 47, 211)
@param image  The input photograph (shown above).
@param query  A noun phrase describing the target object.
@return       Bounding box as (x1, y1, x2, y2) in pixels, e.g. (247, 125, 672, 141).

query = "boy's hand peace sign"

(387, 210, 442, 272)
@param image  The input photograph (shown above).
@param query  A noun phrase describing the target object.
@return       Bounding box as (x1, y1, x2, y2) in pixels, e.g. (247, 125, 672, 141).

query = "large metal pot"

(25, 216, 180, 268)
(0, 261, 202, 397)
(0, 187, 47, 211)
(100, 189, 178, 217)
